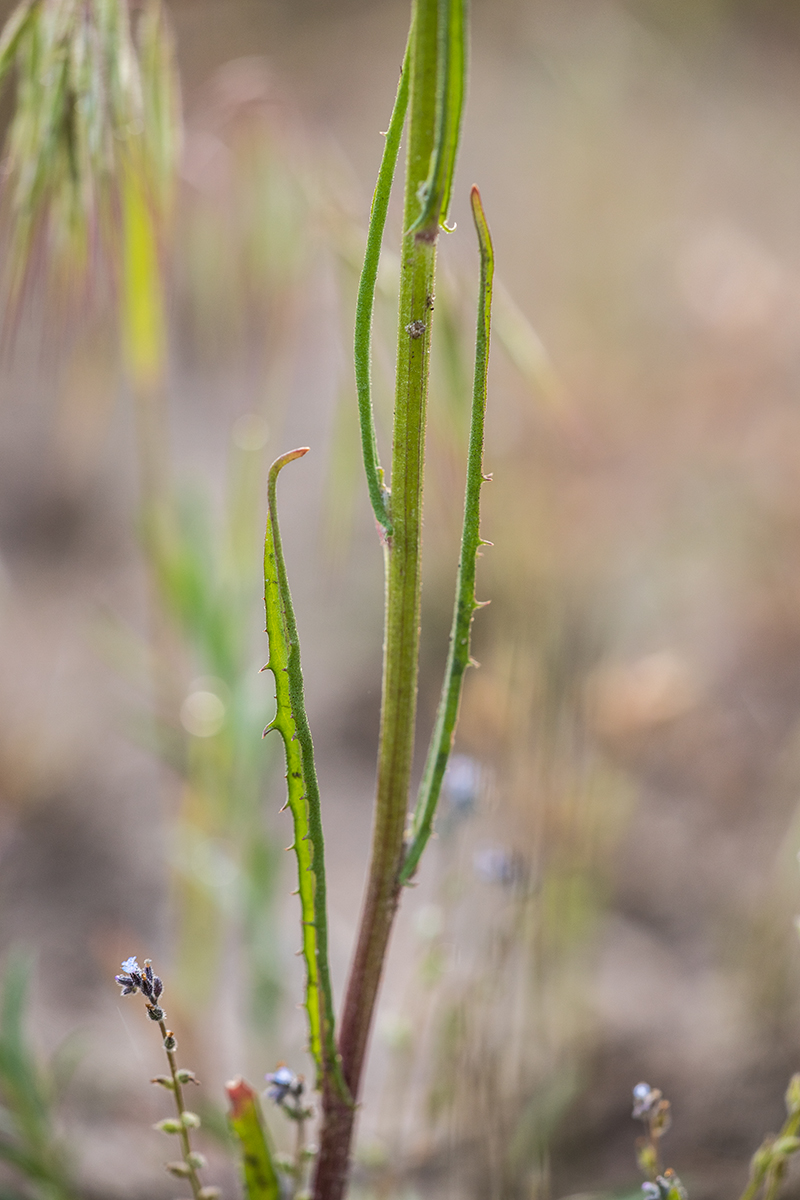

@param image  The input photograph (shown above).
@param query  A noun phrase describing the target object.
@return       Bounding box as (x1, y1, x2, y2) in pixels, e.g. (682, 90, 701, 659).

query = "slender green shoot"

(400, 184, 494, 885)
(407, 0, 466, 237)
(227, 1078, 281, 1200)
(263, 450, 349, 1104)
(354, 25, 412, 536)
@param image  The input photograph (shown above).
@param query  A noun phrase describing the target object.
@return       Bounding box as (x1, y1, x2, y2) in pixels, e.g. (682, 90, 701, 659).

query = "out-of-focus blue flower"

(443, 754, 482, 814)
(633, 1081, 653, 1117)
(632, 1081, 663, 1121)
(473, 845, 524, 887)
(265, 1065, 302, 1106)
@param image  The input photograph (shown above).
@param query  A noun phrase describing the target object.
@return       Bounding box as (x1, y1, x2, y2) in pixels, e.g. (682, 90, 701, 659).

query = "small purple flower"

(115, 957, 143, 996)
(115, 956, 163, 1004)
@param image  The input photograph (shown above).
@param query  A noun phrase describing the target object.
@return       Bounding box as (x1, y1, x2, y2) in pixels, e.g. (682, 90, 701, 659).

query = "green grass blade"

(0, 1135, 47, 1180)
(0, 951, 47, 1127)
(407, 0, 467, 237)
(226, 1078, 280, 1200)
(0, 0, 36, 93)
(263, 450, 350, 1103)
(0, 952, 78, 1199)
(353, 25, 412, 537)
(399, 185, 494, 885)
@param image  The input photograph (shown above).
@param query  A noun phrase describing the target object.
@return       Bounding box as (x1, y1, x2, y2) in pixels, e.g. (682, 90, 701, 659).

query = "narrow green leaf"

(400, 185, 494, 885)
(0, 950, 48, 1126)
(263, 450, 350, 1103)
(121, 159, 166, 390)
(353, 24, 412, 536)
(137, 0, 181, 210)
(226, 1078, 280, 1200)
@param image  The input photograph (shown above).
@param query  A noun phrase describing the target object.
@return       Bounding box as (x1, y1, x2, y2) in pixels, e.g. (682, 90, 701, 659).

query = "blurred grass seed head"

(0, 0, 180, 301)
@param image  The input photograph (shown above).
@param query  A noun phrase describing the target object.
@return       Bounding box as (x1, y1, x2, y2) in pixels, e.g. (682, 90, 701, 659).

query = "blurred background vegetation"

(3, 1, 800, 1198)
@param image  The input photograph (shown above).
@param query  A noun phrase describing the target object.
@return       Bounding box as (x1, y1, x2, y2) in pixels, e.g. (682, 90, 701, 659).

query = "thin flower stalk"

(264, 1067, 314, 1198)
(115, 958, 217, 1200)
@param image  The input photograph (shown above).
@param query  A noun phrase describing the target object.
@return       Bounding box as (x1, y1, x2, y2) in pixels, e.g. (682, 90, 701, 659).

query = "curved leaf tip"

(269, 447, 310, 477)
(225, 1076, 256, 1119)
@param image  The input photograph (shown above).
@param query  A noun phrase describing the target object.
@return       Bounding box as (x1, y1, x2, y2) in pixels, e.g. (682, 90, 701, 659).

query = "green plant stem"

(740, 1179, 763, 1200)
(763, 1163, 786, 1200)
(353, 24, 412, 536)
(293, 1110, 307, 1198)
(313, 3, 441, 1196)
(400, 184, 493, 885)
(753, 1104, 800, 1200)
(157, 1017, 203, 1200)
(407, 0, 466, 237)
(739, 1107, 800, 1200)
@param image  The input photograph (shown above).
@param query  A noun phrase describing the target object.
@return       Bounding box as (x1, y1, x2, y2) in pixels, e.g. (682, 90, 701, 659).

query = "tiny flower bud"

(187, 1152, 207, 1170)
(177, 1069, 199, 1085)
(198, 1189, 221, 1199)
(181, 1111, 201, 1129)
(163, 1034, 177, 1051)
(786, 1075, 800, 1116)
(148, 1006, 165, 1022)
(166, 1162, 192, 1178)
(772, 1136, 800, 1158)
(154, 1119, 183, 1135)
(151, 1075, 176, 1090)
